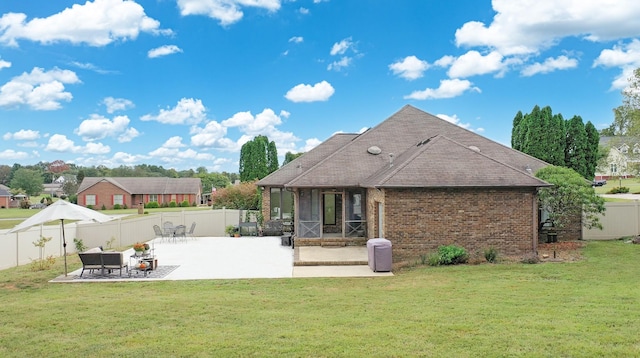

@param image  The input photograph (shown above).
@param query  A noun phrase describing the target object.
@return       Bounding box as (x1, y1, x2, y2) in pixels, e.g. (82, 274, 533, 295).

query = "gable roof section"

(282, 105, 549, 188)
(361, 135, 551, 188)
(0, 184, 10, 197)
(258, 133, 358, 187)
(77, 177, 201, 194)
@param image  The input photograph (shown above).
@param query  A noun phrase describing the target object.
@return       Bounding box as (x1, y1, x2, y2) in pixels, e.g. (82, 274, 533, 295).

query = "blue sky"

(0, 0, 638, 173)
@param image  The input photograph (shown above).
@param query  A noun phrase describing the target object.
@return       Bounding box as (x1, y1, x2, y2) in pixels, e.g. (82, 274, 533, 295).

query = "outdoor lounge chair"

(78, 249, 103, 277)
(100, 252, 128, 276)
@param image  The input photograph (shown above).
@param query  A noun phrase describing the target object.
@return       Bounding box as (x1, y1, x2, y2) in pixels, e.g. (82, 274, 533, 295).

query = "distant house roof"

(77, 177, 202, 195)
(0, 184, 10, 197)
(259, 105, 550, 189)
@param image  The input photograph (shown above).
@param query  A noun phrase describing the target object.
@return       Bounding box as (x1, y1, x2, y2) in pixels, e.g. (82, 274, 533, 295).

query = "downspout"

(533, 189, 538, 254)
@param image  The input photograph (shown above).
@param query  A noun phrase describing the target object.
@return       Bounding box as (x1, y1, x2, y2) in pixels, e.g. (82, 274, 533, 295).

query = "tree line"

(511, 105, 600, 179)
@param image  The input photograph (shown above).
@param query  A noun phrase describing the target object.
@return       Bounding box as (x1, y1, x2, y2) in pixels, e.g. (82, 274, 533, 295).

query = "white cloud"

(302, 138, 321, 152)
(447, 51, 505, 78)
(285, 80, 334, 102)
(85, 142, 111, 154)
(404, 79, 481, 100)
(74, 114, 136, 141)
(103, 96, 134, 113)
(0, 0, 171, 47)
(45, 134, 111, 154)
(190, 120, 228, 148)
(177, 0, 281, 26)
(289, 36, 303, 43)
(455, 0, 640, 56)
(148, 45, 183, 58)
(163, 136, 187, 148)
(330, 37, 353, 56)
(141, 98, 207, 125)
(0, 58, 10, 70)
(521, 55, 578, 76)
(389, 56, 430, 80)
(118, 127, 140, 143)
(593, 40, 640, 90)
(0, 149, 29, 160)
(299, 7, 309, 15)
(0, 67, 80, 110)
(6, 129, 40, 141)
(327, 56, 351, 71)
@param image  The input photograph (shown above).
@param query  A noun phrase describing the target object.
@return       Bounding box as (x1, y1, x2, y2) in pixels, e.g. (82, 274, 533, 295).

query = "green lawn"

(593, 177, 640, 194)
(0, 205, 211, 230)
(0, 241, 638, 357)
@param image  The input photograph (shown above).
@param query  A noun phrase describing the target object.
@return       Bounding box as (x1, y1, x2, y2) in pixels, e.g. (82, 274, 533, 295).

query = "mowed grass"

(0, 241, 639, 357)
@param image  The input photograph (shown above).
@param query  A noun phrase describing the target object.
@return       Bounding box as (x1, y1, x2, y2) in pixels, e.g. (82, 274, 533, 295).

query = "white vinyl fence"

(0, 209, 244, 271)
(583, 201, 640, 240)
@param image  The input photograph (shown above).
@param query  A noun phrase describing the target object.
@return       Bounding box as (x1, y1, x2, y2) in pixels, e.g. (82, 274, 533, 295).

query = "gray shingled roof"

(0, 184, 10, 197)
(265, 105, 550, 188)
(258, 133, 358, 187)
(77, 177, 202, 194)
(361, 135, 551, 188)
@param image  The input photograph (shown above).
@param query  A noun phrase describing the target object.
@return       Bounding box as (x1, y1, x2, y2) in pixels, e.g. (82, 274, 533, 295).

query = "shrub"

(484, 247, 498, 263)
(113, 204, 122, 210)
(122, 204, 128, 209)
(607, 186, 630, 194)
(427, 245, 469, 266)
(145, 201, 159, 209)
(101, 204, 106, 210)
(161, 202, 169, 208)
(181, 200, 190, 207)
(73, 238, 87, 252)
(438, 245, 469, 265)
(86, 204, 93, 210)
(169, 201, 178, 208)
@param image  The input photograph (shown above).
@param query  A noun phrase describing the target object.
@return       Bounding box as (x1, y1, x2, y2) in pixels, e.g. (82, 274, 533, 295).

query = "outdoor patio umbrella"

(8, 200, 115, 276)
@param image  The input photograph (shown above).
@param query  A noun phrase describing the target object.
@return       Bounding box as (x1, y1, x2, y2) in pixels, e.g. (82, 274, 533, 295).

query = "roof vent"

(469, 146, 480, 152)
(367, 146, 382, 155)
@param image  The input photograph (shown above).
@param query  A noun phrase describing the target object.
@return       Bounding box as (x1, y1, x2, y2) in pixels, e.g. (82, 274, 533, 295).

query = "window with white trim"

(86, 194, 96, 206)
(113, 194, 124, 206)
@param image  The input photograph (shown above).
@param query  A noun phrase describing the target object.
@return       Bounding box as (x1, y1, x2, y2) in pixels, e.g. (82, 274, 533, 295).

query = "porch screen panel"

(270, 188, 281, 219)
(298, 189, 321, 237)
(346, 189, 366, 237)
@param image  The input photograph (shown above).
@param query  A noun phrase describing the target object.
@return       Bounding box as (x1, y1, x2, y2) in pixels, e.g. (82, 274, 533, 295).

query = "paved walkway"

(54, 236, 392, 282)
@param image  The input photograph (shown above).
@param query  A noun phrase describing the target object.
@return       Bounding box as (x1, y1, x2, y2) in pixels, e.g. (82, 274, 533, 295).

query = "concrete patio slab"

(55, 236, 393, 282)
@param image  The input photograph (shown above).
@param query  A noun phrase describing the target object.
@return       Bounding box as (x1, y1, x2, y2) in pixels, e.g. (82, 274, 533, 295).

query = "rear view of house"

(258, 105, 554, 264)
(77, 177, 202, 209)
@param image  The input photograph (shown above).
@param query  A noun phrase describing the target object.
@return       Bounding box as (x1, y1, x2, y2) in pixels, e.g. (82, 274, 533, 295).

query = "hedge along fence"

(0, 209, 242, 271)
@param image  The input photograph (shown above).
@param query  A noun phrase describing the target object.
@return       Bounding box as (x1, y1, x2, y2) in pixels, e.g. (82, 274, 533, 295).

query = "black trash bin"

(367, 238, 392, 272)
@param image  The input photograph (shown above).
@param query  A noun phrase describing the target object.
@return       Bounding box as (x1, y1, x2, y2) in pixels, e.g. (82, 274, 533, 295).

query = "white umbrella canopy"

(9, 200, 115, 276)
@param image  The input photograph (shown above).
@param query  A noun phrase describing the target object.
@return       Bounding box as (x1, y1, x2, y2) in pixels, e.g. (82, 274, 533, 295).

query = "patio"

(53, 236, 393, 282)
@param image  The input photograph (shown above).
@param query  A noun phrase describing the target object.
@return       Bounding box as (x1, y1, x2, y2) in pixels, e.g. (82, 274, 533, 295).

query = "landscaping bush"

(607, 186, 630, 194)
(427, 245, 469, 266)
(484, 247, 498, 263)
(145, 201, 159, 209)
(181, 200, 190, 207)
(113, 204, 122, 210)
(169, 201, 178, 208)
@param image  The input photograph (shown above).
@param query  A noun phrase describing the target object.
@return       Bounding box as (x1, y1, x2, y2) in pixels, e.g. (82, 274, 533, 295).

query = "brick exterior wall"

(78, 182, 198, 210)
(77, 182, 131, 209)
(384, 187, 538, 264)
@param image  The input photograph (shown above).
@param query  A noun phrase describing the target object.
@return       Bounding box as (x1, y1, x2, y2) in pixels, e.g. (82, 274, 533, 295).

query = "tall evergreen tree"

(511, 111, 524, 150)
(548, 112, 566, 166)
(564, 115, 588, 178)
(584, 121, 600, 179)
(239, 135, 279, 182)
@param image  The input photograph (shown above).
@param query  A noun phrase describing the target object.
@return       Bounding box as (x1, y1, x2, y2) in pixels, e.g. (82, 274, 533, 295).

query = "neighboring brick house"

(0, 184, 10, 209)
(77, 177, 202, 209)
(258, 105, 556, 264)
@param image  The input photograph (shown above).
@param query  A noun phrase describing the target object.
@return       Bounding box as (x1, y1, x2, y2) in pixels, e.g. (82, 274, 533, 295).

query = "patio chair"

(163, 221, 174, 236)
(78, 249, 103, 277)
(153, 224, 169, 242)
(186, 222, 196, 239)
(173, 225, 186, 242)
(101, 252, 128, 277)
